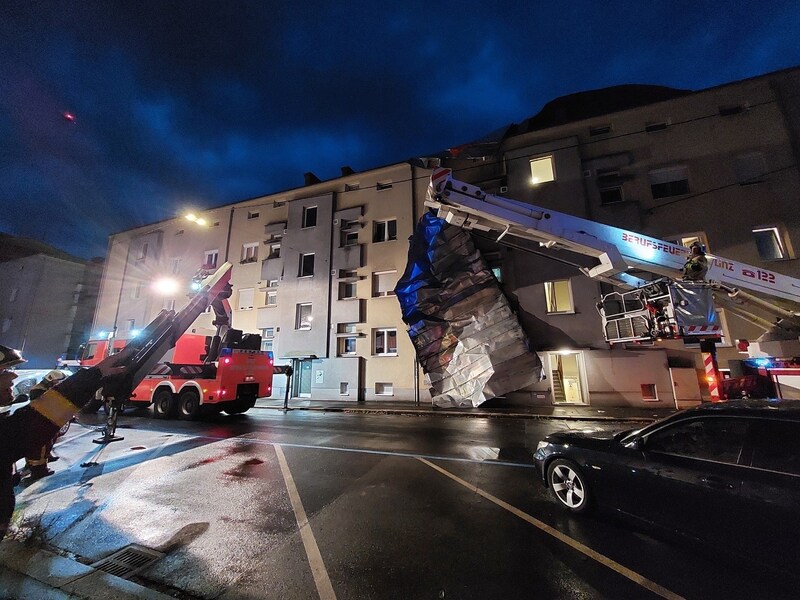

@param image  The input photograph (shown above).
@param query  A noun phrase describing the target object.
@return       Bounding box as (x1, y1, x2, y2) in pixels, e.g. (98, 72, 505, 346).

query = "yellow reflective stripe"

(31, 389, 77, 427)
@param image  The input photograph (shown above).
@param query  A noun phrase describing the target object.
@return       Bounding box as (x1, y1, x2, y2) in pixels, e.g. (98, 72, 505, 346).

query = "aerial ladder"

(424, 168, 800, 399)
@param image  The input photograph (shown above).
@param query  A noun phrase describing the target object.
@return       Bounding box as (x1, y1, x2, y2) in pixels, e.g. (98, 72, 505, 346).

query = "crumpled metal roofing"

(395, 211, 543, 407)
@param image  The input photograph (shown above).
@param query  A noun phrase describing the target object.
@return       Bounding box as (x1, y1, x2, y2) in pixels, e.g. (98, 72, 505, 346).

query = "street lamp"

(184, 206, 235, 262)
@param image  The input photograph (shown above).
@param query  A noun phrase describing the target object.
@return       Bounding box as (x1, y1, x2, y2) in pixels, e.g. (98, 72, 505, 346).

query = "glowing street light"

(152, 277, 180, 296)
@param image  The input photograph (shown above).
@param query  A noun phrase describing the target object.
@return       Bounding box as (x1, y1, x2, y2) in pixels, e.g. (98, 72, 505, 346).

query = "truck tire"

(152, 388, 177, 419)
(178, 389, 201, 420)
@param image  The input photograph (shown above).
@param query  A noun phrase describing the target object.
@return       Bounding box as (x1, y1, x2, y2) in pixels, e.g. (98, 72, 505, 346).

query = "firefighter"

(682, 241, 709, 281)
(23, 370, 69, 480)
(0, 343, 133, 539)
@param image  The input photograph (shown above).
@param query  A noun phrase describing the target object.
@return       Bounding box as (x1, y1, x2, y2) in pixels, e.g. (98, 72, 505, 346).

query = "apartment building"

(0, 242, 101, 368)
(439, 67, 800, 408)
(92, 162, 432, 401)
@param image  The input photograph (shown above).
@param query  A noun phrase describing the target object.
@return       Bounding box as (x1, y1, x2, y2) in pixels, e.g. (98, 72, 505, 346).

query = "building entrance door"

(298, 359, 313, 397)
(548, 352, 588, 404)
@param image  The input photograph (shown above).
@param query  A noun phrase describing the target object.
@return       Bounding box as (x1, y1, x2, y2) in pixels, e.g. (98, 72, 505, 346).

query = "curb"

(252, 404, 662, 422)
(0, 539, 172, 600)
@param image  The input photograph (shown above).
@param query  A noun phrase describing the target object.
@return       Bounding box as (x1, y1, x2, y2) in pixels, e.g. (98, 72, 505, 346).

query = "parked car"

(533, 400, 800, 577)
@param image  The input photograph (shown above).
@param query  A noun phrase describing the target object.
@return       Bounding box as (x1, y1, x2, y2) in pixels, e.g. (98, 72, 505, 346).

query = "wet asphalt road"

(15, 408, 795, 600)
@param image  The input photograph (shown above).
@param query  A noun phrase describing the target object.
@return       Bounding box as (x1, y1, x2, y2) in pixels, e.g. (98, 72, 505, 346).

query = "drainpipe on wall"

(410, 162, 421, 406)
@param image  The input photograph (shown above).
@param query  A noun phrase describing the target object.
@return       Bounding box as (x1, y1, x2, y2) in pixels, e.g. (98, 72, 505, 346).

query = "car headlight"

(536, 441, 549, 452)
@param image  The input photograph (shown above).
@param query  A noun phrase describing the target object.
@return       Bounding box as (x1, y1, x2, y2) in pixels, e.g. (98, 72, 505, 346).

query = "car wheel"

(152, 389, 176, 419)
(178, 389, 201, 421)
(547, 459, 592, 514)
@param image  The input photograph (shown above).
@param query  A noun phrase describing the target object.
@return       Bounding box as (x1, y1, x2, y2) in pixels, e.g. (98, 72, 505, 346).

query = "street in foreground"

(3, 408, 795, 600)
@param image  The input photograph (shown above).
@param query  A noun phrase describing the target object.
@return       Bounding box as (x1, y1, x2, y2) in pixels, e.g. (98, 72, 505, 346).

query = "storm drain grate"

(90, 544, 164, 579)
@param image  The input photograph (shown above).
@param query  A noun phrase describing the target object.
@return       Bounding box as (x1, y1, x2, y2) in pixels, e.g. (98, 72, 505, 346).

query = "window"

(241, 242, 258, 264)
(126, 319, 136, 332)
(544, 280, 574, 314)
(375, 382, 394, 395)
(247, 211, 260, 220)
(266, 291, 277, 306)
(373, 270, 398, 297)
(299, 253, 315, 277)
(719, 104, 746, 116)
(374, 328, 397, 355)
(596, 168, 624, 205)
(204, 250, 219, 269)
(339, 281, 357, 299)
(645, 120, 670, 132)
(752, 227, 787, 261)
(338, 322, 358, 334)
(589, 124, 612, 136)
(163, 298, 175, 311)
(268, 242, 281, 259)
(138, 242, 148, 261)
(345, 182, 360, 191)
(529, 156, 555, 185)
(338, 337, 357, 356)
(641, 384, 658, 401)
(376, 180, 393, 191)
(340, 382, 350, 395)
(649, 165, 689, 199)
(296, 303, 312, 330)
(645, 418, 747, 464)
(131, 282, 143, 300)
(735, 152, 767, 185)
(9, 288, 18, 302)
(373, 219, 397, 243)
(302, 206, 318, 228)
(267, 279, 279, 287)
(750, 420, 800, 475)
(261, 328, 275, 353)
(238, 288, 254, 310)
(171, 258, 182, 275)
(342, 230, 359, 247)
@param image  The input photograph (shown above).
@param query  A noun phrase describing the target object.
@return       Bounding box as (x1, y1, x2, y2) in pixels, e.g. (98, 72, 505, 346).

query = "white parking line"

(274, 444, 337, 600)
(418, 457, 684, 600)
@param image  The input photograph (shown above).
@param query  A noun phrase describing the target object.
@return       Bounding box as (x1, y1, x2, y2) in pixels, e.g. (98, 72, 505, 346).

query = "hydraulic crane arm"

(426, 168, 800, 308)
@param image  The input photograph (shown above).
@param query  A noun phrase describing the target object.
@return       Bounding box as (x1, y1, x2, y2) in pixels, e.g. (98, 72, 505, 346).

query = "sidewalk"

(0, 399, 672, 598)
(254, 397, 678, 422)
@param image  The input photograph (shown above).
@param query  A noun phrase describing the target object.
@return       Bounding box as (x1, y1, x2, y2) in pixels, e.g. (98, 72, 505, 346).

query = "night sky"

(2, 1, 800, 260)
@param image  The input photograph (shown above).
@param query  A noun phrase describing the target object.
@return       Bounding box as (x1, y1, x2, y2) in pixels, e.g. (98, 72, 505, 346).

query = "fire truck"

(82, 262, 274, 419)
(415, 168, 800, 401)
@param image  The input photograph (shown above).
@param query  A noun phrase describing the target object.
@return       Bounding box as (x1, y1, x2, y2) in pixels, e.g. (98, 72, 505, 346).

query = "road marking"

(275, 444, 337, 600)
(418, 457, 684, 600)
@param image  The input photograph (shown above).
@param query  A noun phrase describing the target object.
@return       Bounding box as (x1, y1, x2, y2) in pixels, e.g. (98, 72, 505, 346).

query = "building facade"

(0, 251, 101, 368)
(92, 162, 432, 402)
(91, 67, 800, 408)
(440, 67, 800, 408)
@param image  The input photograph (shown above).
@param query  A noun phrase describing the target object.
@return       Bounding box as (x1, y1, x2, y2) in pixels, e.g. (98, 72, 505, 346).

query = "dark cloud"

(1, 0, 799, 258)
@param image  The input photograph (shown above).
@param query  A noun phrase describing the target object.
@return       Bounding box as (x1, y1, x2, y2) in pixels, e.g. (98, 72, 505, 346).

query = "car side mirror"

(633, 436, 646, 451)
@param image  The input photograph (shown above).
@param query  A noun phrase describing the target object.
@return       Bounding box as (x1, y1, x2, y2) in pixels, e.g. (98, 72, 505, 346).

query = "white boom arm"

(427, 168, 800, 309)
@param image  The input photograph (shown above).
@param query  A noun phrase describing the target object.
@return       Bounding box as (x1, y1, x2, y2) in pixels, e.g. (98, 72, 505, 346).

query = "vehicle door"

(635, 416, 749, 547)
(737, 418, 800, 576)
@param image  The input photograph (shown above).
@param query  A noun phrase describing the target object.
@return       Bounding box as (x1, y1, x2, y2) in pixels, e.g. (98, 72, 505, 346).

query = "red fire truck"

(81, 265, 273, 419)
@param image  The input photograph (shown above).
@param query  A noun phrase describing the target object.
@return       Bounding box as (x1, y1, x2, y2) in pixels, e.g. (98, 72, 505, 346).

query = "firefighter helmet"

(0, 344, 26, 370)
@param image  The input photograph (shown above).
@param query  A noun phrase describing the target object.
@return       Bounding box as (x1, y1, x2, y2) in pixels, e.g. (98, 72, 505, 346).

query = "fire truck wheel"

(153, 389, 177, 419)
(178, 389, 201, 421)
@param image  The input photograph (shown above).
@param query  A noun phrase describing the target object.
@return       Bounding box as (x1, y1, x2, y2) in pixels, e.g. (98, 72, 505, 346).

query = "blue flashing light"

(190, 281, 202, 291)
(753, 358, 771, 368)
(130, 329, 142, 338)
(219, 347, 232, 356)
(97, 330, 108, 338)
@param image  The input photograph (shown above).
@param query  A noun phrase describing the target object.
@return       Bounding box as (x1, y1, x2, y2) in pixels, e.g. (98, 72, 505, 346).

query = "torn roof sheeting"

(396, 211, 543, 407)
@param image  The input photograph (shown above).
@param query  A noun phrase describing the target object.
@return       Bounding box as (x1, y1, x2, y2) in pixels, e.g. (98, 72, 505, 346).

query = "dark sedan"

(533, 400, 800, 576)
